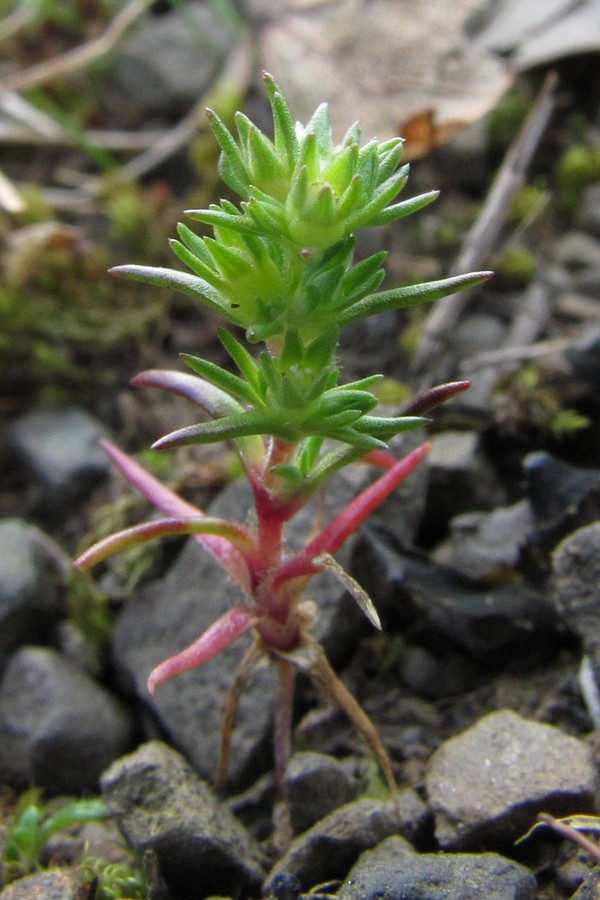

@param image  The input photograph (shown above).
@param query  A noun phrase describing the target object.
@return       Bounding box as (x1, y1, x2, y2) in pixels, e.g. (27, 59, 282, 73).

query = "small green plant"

(75, 73, 490, 790)
(79, 856, 147, 900)
(3, 789, 110, 877)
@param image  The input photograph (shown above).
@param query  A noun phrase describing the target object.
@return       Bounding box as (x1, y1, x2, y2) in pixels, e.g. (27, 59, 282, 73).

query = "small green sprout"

(4, 789, 110, 876)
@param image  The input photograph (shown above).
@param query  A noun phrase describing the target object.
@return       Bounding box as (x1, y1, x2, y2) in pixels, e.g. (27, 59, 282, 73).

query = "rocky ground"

(2, 5, 600, 900)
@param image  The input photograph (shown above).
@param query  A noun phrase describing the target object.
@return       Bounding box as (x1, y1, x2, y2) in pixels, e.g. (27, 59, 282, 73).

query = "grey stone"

(578, 184, 600, 238)
(0, 519, 64, 668)
(425, 430, 506, 526)
(339, 848, 536, 900)
(524, 451, 600, 529)
(110, 2, 235, 120)
(552, 522, 600, 662)
(283, 751, 357, 835)
(426, 709, 597, 849)
(7, 407, 108, 509)
(553, 232, 600, 270)
(355, 531, 552, 660)
(0, 869, 80, 899)
(100, 741, 264, 899)
(0, 646, 133, 793)
(265, 792, 427, 892)
(444, 500, 534, 581)
(570, 867, 600, 898)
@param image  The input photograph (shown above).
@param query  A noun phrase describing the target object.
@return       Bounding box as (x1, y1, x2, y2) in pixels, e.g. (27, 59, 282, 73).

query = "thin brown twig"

(0, 0, 157, 95)
(412, 71, 559, 383)
(537, 813, 600, 865)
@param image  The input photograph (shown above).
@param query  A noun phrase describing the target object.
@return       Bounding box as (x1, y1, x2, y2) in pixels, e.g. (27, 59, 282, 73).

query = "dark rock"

(100, 741, 265, 900)
(399, 644, 481, 699)
(426, 709, 597, 849)
(338, 848, 536, 900)
(7, 407, 108, 511)
(0, 645, 133, 793)
(0, 519, 64, 669)
(283, 751, 357, 835)
(552, 522, 600, 664)
(553, 232, 600, 270)
(109, 1, 235, 121)
(0, 869, 80, 899)
(264, 791, 427, 893)
(424, 430, 506, 533)
(578, 183, 600, 237)
(565, 326, 600, 390)
(110, 471, 372, 788)
(356, 530, 554, 660)
(442, 500, 534, 581)
(525, 451, 600, 527)
(570, 867, 600, 898)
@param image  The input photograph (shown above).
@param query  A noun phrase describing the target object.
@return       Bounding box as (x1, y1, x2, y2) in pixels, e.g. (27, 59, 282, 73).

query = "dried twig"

(0, 0, 157, 95)
(412, 71, 559, 383)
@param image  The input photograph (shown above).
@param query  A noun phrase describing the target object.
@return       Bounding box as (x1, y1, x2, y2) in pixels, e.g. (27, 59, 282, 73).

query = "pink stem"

(147, 605, 257, 694)
(273, 442, 431, 588)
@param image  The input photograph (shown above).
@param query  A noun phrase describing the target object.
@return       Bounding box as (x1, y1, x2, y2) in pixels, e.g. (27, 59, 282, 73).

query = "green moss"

(486, 88, 531, 155)
(494, 245, 537, 285)
(557, 143, 600, 215)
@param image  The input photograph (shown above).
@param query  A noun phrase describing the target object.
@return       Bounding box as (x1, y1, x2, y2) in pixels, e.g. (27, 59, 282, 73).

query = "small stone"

(425, 430, 506, 530)
(444, 500, 534, 581)
(264, 791, 427, 892)
(100, 741, 264, 899)
(524, 451, 600, 529)
(426, 709, 597, 849)
(553, 231, 600, 270)
(7, 407, 108, 511)
(578, 184, 600, 237)
(570, 867, 600, 898)
(109, 2, 234, 120)
(0, 646, 133, 793)
(0, 869, 80, 899)
(338, 849, 536, 900)
(0, 519, 64, 667)
(284, 751, 357, 835)
(552, 522, 600, 661)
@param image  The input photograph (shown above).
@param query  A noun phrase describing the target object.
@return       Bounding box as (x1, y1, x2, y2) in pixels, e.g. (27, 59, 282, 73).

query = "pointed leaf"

(339, 272, 493, 325)
(94, 441, 252, 594)
(314, 552, 381, 629)
(131, 369, 244, 418)
(109, 265, 230, 319)
(181, 353, 260, 406)
(147, 605, 257, 694)
(274, 442, 431, 587)
(74, 515, 255, 570)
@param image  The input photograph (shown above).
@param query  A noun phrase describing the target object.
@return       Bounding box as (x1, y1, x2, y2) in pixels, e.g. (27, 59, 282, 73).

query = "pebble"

(338, 847, 536, 900)
(553, 231, 600, 270)
(0, 869, 80, 899)
(264, 791, 427, 893)
(552, 521, 600, 664)
(0, 518, 64, 667)
(100, 741, 265, 899)
(6, 406, 108, 513)
(109, 1, 235, 121)
(426, 709, 597, 849)
(0, 645, 133, 793)
(443, 499, 534, 581)
(283, 751, 357, 835)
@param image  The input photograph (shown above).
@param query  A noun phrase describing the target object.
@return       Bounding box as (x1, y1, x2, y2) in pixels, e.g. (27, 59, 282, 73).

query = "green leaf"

(353, 414, 427, 436)
(367, 190, 439, 227)
(109, 265, 231, 320)
(207, 108, 250, 197)
(264, 73, 299, 168)
(152, 411, 296, 448)
(339, 271, 493, 325)
(218, 328, 262, 394)
(182, 353, 260, 406)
